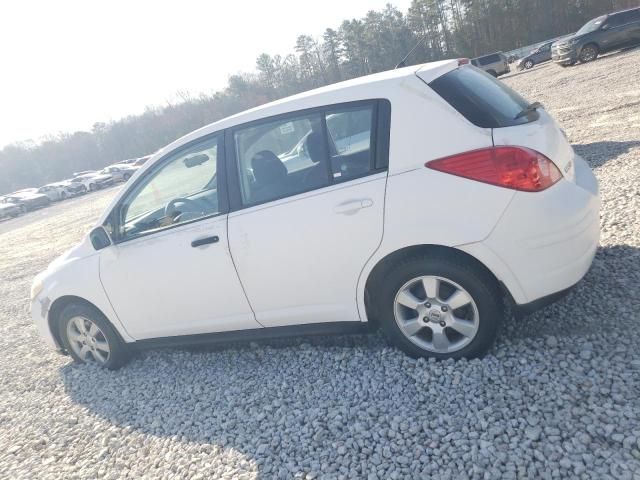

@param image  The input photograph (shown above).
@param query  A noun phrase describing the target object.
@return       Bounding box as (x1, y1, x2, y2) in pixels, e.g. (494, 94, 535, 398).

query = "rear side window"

(429, 66, 537, 128)
(478, 54, 500, 65)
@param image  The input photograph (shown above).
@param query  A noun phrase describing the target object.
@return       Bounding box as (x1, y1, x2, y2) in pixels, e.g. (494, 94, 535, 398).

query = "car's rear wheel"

(57, 303, 129, 370)
(373, 253, 503, 360)
(524, 60, 534, 69)
(89, 183, 96, 191)
(579, 44, 598, 63)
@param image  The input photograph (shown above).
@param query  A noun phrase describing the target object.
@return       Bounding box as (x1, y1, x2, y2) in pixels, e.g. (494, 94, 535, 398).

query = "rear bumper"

(459, 155, 599, 306)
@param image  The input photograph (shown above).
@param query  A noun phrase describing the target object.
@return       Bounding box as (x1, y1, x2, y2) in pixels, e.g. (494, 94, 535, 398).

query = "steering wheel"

(164, 197, 201, 218)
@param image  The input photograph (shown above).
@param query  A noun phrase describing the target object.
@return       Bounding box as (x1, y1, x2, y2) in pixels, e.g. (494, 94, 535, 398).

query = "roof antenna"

(395, 34, 428, 69)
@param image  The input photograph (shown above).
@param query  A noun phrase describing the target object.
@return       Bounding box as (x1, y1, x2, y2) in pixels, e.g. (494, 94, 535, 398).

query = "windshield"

(576, 15, 606, 35)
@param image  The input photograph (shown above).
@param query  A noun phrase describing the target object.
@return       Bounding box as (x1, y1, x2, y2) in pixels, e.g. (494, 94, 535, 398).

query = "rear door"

(600, 11, 638, 49)
(227, 101, 390, 327)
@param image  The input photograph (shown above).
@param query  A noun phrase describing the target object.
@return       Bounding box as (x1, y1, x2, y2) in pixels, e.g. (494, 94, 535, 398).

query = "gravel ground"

(1, 49, 639, 479)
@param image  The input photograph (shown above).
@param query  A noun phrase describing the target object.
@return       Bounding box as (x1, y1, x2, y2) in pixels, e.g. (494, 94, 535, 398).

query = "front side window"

(234, 114, 330, 206)
(116, 135, 221, 240)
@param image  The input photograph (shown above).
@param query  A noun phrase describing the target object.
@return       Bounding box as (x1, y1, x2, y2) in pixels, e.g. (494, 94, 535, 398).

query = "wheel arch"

(579, 42, 600, 55)
(362, 244, 506, 328)
(48, 295, 125, 349)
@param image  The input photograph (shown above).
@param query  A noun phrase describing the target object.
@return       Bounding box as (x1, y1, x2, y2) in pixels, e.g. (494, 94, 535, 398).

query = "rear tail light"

(458, 58, 470, 66)
(426, 146, 562, 192)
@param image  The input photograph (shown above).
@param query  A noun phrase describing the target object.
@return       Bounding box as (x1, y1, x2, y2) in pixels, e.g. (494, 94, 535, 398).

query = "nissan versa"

(31, 59, 600, 369)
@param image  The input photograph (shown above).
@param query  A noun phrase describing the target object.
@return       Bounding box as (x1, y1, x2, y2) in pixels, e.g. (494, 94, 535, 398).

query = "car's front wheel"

(57, 303, 129, 369)
(373, 253, 503, 360)
(524, 59, 534, 69)
(579, 44, 598, 63)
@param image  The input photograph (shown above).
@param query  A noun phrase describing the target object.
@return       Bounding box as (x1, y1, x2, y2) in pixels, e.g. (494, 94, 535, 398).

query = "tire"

(57, 303, 129, 370)
(524, 60, 534, 69)
(372, 253, 504, 360)
(123, 173, 131, 181)
(579, 44, 598, 63)
(487, 69, 498, 77)
(89, 183, 96, 191)
(60, 191, 67, 200)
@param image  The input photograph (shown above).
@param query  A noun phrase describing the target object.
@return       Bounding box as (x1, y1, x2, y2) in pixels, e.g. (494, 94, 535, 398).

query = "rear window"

(429, 65, 538, 128)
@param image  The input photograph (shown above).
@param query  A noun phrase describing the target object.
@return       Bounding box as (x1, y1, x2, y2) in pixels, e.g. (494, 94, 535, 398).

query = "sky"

(0, 0, 412, 149)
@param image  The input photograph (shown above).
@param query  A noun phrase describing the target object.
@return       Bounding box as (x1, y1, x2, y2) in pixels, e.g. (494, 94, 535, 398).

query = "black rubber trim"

(132, 321, 371, 350)
(510, 284, 575, 318)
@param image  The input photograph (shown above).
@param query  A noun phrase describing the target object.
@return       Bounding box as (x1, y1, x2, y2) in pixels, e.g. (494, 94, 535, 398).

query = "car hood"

(553, 33, 582, 45)
(45, 236, 96, 275)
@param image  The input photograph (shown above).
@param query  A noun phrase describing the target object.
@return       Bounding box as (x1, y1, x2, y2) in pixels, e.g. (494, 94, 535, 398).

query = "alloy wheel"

(66, 316, 111, 364)
(393, 275, 479, 354)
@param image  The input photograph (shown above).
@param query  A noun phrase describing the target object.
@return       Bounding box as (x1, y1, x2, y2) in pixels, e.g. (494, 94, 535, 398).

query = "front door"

(99, 134, 260, 339)
(226, 101, 389, 327)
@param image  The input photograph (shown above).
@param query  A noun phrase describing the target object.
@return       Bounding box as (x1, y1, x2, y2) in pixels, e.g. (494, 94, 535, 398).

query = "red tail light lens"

(458, 58, 470, 66)
(426, 146, 562, 192)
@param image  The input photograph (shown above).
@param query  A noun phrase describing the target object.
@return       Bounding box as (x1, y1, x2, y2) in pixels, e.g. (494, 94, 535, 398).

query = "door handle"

(333, 198, 374, 215)
(191, 235, 219, 247)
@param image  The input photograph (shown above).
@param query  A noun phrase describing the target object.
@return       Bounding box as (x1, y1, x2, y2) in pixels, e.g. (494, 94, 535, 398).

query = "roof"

(154, 59, 459, 159)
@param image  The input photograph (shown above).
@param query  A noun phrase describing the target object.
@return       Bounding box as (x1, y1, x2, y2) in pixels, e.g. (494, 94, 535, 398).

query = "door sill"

(132, 321, 373, 350)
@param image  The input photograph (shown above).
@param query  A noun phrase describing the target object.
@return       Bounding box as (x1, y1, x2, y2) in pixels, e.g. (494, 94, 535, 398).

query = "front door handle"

(191, 235, 219, 247)
(334, 198, 374, 215)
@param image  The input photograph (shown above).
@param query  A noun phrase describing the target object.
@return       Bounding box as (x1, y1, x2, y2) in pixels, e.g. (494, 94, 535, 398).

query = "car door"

(227, 100, 390, 327)
(600, 11, 636, 50)
(98, 133, 261, 340)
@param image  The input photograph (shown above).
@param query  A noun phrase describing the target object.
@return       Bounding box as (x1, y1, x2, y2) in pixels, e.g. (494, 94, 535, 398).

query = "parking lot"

(1, 48, 639, 479)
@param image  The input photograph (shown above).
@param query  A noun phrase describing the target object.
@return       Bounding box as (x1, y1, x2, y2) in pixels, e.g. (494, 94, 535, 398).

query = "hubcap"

(583, 48, 596, 61)
(394, 275, 479, 354)
(66, 316, 110, 364)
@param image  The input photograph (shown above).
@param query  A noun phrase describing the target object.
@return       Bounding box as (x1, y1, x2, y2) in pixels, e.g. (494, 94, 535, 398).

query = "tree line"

(1, 0, 635, 194)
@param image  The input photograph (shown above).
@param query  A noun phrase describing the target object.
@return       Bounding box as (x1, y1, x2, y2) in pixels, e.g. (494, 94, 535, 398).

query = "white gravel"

(1, 49, 639, 479)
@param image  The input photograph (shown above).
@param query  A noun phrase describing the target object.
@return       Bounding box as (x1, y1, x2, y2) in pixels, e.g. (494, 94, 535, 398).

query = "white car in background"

(70, 172, 115, 191)
(31, 59, 599, 369)
(100, 164, 138, 182)
(37, 184, 69, 201)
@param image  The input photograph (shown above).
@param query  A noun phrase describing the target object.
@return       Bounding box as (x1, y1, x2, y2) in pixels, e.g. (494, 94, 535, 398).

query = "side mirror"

(90, 226, 112, 251)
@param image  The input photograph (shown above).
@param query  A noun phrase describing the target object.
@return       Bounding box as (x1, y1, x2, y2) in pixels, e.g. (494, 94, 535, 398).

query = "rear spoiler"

(415, 59, 467, 84)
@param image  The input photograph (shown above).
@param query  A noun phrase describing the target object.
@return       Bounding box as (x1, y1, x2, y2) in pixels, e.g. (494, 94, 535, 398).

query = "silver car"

(470, 52, 510, 77)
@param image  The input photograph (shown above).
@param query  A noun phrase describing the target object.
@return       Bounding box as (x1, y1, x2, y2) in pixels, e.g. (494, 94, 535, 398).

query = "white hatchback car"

(31, 60, 600, 369)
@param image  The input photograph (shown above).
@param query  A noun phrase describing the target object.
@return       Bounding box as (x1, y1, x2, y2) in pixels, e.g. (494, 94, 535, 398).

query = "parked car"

(70, 173, 115, 191)
(0, 197, 25, 219)
(56, 180, 87, 197)
(3, 191, 50, 211)
(133, 155, 151, 166)
(470, 52, 510, 77)
(552, 7, 640, 66)
(517, 42, 553, 70)
(31, 59, 600, 369)
(37, 184, 68, 201)
(100, 164, 138, 182)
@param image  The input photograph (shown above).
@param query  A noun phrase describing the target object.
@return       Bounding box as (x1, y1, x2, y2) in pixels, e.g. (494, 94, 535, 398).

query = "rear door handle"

(191, 235, 219, 247)
(333, 198, 374, 215)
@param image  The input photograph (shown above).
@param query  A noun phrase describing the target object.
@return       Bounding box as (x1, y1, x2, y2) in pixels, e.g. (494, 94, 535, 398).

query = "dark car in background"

(518, 41, 553, 70)
(0, 198, 25, 219)
(2, 191, 50, 211)
(470, 52, 510, 77)
(552, 7, 640, 66)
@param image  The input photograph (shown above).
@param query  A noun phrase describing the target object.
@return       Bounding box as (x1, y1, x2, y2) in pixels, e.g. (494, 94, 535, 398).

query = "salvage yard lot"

(1, 49, 639, 479)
